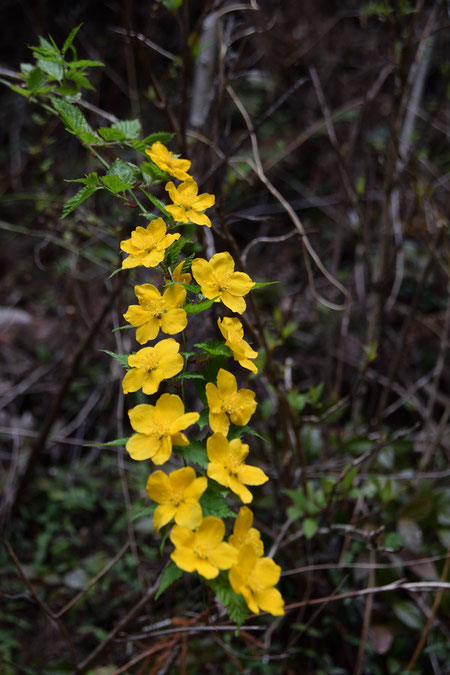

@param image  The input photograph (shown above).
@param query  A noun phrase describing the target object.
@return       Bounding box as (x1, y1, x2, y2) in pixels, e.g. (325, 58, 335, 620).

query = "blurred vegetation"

(0, 1, 449, 673)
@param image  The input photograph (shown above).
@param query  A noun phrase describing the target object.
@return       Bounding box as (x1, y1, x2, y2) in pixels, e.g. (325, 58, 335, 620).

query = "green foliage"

(208, 574, 248, 626)
(50, 96, 91, 135)
(100, 175, 133, 194)
(200, 483, 236, 518)
(174, 439, 208, 469)
(101, 349, 130, 368)
(61, 185, 99, 219)
(155, 562, 184, 600)
(195, 340, 233, 358)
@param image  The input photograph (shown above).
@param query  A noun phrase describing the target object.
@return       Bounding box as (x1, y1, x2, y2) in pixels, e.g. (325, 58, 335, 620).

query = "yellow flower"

(165, 179, 215, 227)
(126, 393, 199, 464)
(206, 432, 268, 503)
(206, 368, 257, 436)
(218, 317, 258, 374)
(229, 506, 264, 557)
(145, 141, 192, 181)
(146, 467, 207, 530)
(191, 252, 254, 314)
(172, 259, 192, 284)
(122, 338, 183, 395)
(120, 218, 180, 269)
(170, 516, 238, 579)
(123, 283, 187, 344)
(229, 545, 284, 616)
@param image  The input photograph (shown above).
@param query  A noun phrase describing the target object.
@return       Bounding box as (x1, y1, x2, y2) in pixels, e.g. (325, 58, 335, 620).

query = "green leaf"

(84, 437, 131, 448)
(174, 372, 205, 381)
(111, 119, 141, 139)
(98, 127, 126, 141)
(61, 186, 98, 219)
(155, 563, 184, 600)
(303, 518, 319, 539)
(112, 324, 134, 332)
(4, 82, 31, 98)
(194, 340, 233, 358)
(101, 175, 133, 194)
(141, 189, 170, 218)
(208, 574, 248, 626)
(26, 67, 46, 92)
(132, 504, 156, 521)
(394, 601, 424, 630)
(38, 59, 64, 81)
(252, 281, 280, 289)
(62, 24, 83, 55)
(101, 349, 129, 368)
(107, 158, 137, 185)
(79, 130, 100, 144)
(165, 236, 192, 265)
(184, 297, 217, 314)
(130, 132, 174, 153)
(66, 69, 94, 91)
(66, 172, 99, 187)
(228, 425, 268, 443)
(200, 484, 235, 518)
(140, 161, 168, 182)
(174, 440, 208, 469)
(68, 59, 105, 69)
(50, 96, 89, 134)
(197, 408, 209, 430)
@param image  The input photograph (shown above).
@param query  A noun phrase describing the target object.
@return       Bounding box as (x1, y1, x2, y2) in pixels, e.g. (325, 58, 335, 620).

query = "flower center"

(141, 296, 166, 317)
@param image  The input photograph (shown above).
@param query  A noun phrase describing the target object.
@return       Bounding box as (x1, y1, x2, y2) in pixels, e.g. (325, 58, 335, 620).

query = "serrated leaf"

(38, 59, 64, 81)
(208, 574, 248, 626)
(100, 175, 133, 194)
(200, 485, 235, 518)
(184, 297, 217, 314)
(66, 172, 99, 187)
(174, 440, 208, 469)
(66, 69, 94, 91)
(79, 130, 100, 144)
(61, 186, 98, 219)
(62, 24, 83, 55)
(155, 563, 184, 600)
(26, 67, 46, 93)
(98, 127, 126, 141)
(111, 119, 141, 139)
(197, 408, 209, 430)
(228, 425, 267, 443)
(50, 96, 89, 134)
(101, 349, 129, 368)
(107, 158, 137, 184)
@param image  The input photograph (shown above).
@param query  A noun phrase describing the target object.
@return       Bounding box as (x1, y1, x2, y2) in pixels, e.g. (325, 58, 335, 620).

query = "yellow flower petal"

(216, 369, 237, 396)
(207, 462, 230, 487)
(173, 260, 192, 284)
(161, 308, 187, 335)
(237, 465, 269, 486)
(153, 503, 177, 531)
(253, 557, 281, 588)
(184, 475, 208, 501)
(135, 319, 161, 344)
(254, 588, 284, 616)
(170, 412, 199, 434)
(151, 436, 172, 464)
(195, 559, 219, 579)
(123, 305, 149, 327)
(209, 411, 230, 436)
(171, 547, 197, 573)
(168, 466, 196, 491)
(163, 283, 186, 308)
(146, 470, 172, 502)
(126, 433, 160, 460)
(228, 476, 253, 503)
(170, 524, 194, 549)
(122, 368, 146, 394)
(206, 432, 230, 463)
(208, 542, 238, 570)
(128, 403, 155, 434)
(175, 501, 203, 529)
(220, 291, 246, 314)
(195, 516, 225, 550)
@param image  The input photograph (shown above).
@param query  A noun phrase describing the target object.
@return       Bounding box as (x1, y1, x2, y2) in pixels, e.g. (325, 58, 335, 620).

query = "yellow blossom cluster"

(117, 141, 283, 617)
